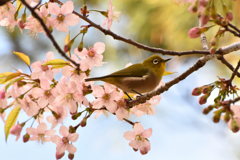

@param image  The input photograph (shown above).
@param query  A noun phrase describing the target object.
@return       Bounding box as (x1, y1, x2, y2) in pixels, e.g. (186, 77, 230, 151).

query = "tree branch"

(217, 56, 240, 78)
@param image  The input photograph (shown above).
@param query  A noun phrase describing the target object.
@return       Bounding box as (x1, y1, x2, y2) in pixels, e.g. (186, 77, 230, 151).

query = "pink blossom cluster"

(1, 41, 160, 158)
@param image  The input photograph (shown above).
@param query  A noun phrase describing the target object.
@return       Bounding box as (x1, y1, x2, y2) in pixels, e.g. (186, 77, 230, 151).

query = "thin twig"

(198, 14, 209, 50)
(217, 56, 240, 78)
(230, 97, 240, 104)
(20, 0, 80, 68)
(229, 60, 240, 83)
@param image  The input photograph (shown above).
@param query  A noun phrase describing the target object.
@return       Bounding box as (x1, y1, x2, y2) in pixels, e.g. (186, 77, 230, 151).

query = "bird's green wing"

(106, 63, 149, 78)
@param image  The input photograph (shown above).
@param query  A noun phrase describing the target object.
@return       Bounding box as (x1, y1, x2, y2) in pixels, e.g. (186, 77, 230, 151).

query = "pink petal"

(107, 19, 112, 30)
(48, 3, 60, 15)
(62, 66, 72, 77)
(40, 78, 50, 90)
(66, 143, 77, 154)
(92, 98, 104, 109)
(74, 48, 88, 59)
(56, 143, 66, 155)
(45, 129, 56, 136)
(94, 42, 105, 54)
(92, 85, 105, 97)
(40, 5, 48, 17)
(140, 141, 151, 155)
(142, 128, 152, 138)
(44, 70, 54, 81)
(26, 127, 38, 135)
(37, 123, 47, 133)
(65, 14, 80, 26)
(68, 133, 79, 142)
(102, 18, 108, 27)
(46, 51, 54, 61)
(104, 83, 115, 93)
(38, 96, 49, 108)
(61, 1, 74, 15)
(59, 125, 69, 137)
(56, 22, 68, 32)
(57, 83, 67, 95)
(51, 135, 61, 144)
(133, 123, 144, 135)
(31, 88, 44, 98)
(129, 140, 139, 149)
(123, 131, 135, 140)
(106, 100, 117, 113)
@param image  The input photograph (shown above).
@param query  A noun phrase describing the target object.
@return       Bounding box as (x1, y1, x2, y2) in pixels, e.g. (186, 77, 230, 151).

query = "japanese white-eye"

(85, 55, 170, 94)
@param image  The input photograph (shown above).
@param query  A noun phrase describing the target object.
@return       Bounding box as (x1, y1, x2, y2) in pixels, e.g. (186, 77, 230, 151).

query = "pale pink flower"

(10, 124, 22, 141)
(102, 0, 121, 30)
(26, 122, 56, 144)
(0, 112, 6, 124)
(62, 55, 87, 83)
(31, 52, 59, 80)
(18, 95, 39, 116)
(48, 1, 80, 32)
(47, 106, 68, 129)
(0, 2, 16, 22)
(124, 123, 152, 155)
(115, 99, 129, 121)
(0, 88, 7, 110)
(31, 78, 56, 108)
(54, 81, 88, 113)
(92, 83, 123, 113)
(0, 17, 17, 32)
(74, 42, 105, 70)
(131, 95, 161, 117)
(51, 125, 79, 156)
(93, 109, 108, 119)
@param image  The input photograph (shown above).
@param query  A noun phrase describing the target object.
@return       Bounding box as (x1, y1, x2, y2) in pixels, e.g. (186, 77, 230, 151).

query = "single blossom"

(92, 83, 123, 113)
(51, 125, 79, 156)
(47, 106, 68, 129)
(26, 122, 56, 144)
(115, 99, 129, 121)
(10, 124, 22, 141)
(74, 42, 105, 70)
(102, 0, 121, 30)
(124, 123, 152, 155)
(31, 51, 59, 80)
(18, 95, 40, 116)
(48, 1, 80, 32)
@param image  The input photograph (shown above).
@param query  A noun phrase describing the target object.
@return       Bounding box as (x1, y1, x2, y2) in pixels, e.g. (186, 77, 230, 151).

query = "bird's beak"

(162, 58, 171, 62)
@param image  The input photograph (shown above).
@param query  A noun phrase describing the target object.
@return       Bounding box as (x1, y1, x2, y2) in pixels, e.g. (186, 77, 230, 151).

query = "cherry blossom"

(51, 125, 79, 157)
(228, 105, 240, 131)
(47, 106, 68, 129)
(48, 1, 80, 32)
(0, 2, 16, 22)
(92, 83, 123, 113)
(18, 95, 40, 117)
(115, 99, 129, 121)
(124, 123, 152, 155)
(102, 0, 121, 30)
(74, 42, 105, 70)
(31, 51, 59, 80)
(10, 124, 22, 141)
(26, 122, 56, 144)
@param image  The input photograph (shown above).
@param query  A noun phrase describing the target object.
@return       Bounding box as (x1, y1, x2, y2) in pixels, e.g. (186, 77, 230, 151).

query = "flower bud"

(64, 39, 75, 53)
(23, 133, 30, 143)
(191, 87, 202, 96)
(209, 46, 217, 54)
(210, 5, 217, 20)
(223, 112, 230, 122)
(68, 153, 74, 160)
(71, 112, 82, 120)
(202, 85, 213, 94)
(69, 125, 76, 133)
(198, 93, 210, 105)
(202, 105, 214, 115)
(10, 124, 22, 141)
(231, 118, 239, 133)
(133, 148, 138, 152)
(188, 26, 213, 39)
(226, 11, 233, 21)
(80, 117, 87, 127)
(212, 109, 223, 123)
(78, 41, 84, 52)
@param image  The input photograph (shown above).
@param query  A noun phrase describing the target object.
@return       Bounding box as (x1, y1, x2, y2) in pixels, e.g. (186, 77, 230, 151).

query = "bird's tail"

(85, 77, 103, 82)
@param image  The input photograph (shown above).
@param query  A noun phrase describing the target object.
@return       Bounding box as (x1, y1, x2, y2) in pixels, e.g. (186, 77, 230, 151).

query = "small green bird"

(85, 55, 170, 96)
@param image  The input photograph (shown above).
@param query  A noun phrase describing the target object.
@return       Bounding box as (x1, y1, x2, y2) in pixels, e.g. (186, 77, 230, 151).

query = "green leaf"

(5, 77, 24, 91)
(4, 72, 22, 83)
(163, 71, 176, 76)
(43, 59, 70, 66)
(51, 64, 69, 69)
(65, 31, 71, 57)
(12, 51, 30, 66)
(5, 106, 21, 141)
(0, 72, 13, 78)
(0, 78, 5, 84)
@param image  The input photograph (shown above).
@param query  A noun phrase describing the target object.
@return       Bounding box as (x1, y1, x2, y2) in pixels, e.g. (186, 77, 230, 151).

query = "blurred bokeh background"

(1, 0, 240, 159)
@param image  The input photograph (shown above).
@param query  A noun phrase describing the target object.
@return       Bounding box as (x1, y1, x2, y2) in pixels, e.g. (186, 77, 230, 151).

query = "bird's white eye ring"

(153, 59, 159, 64)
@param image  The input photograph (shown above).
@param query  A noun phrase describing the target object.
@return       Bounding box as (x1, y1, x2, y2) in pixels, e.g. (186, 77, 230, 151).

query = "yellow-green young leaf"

(12, 51, 30, 66)
(17, 0, 23, 11)
(163, 71, 176, 76)
(0, 72, 13, 78)
(0, 78, 5, 84)
(51, 64, 68, 70)
(5, 106, 21, 141)
(5, 77, 24, 91)
(43, 59, 70, 66)
(4, 72, 22, 83)
(65, 31, 71, 57)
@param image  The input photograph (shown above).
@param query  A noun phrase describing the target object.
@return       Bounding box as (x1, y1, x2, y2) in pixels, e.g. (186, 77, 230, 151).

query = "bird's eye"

(153, 59, 159, 64)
